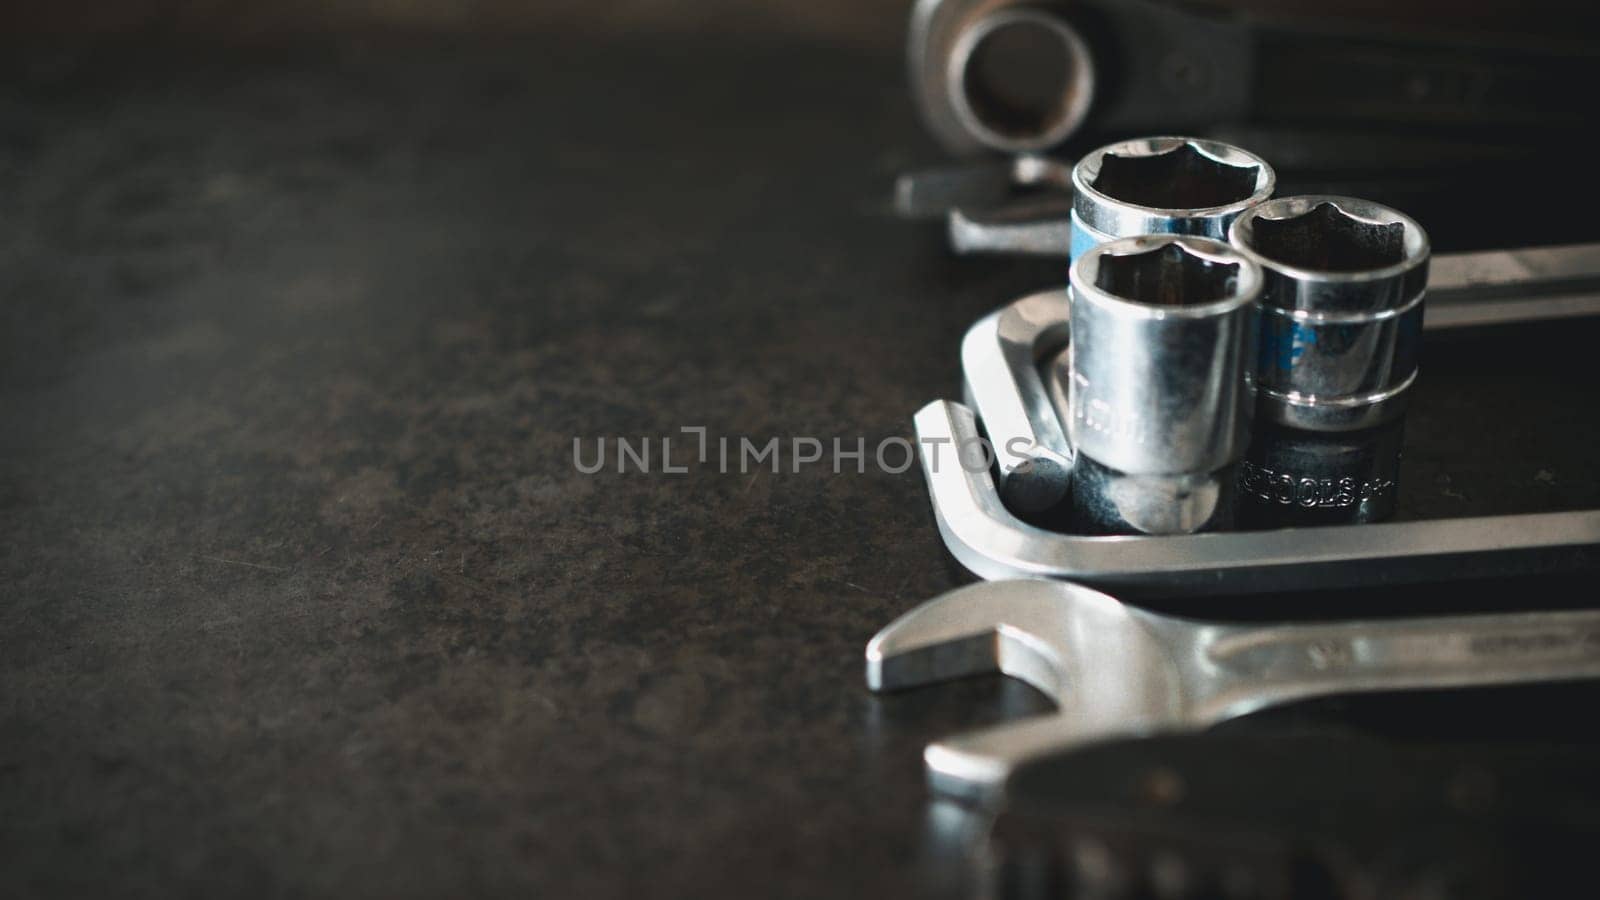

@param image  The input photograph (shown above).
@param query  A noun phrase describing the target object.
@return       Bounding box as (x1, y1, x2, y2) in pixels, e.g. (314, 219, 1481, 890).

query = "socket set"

(869, 138, 1600, 802)
(869, 2, 1600, 870)
(914, 136, 1600, 596)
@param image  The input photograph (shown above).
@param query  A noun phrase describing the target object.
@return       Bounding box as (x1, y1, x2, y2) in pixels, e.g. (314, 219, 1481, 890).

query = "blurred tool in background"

(902, 0, 1600, 251)
(912, 0, 1600, 157)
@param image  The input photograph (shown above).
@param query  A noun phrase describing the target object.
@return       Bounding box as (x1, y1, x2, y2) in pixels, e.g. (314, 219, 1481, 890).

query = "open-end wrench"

(866, 579, 1600, 800)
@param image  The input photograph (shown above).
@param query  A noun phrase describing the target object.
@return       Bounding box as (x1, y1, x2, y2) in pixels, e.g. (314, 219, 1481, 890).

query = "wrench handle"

(1199, 609, 1600, 719)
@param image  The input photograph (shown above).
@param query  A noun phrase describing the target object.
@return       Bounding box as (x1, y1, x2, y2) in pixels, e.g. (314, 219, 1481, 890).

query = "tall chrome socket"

(1059, 235, 1262, 534)
(1229, 195, 1430, 432)
(1069, 136, 1275, 260)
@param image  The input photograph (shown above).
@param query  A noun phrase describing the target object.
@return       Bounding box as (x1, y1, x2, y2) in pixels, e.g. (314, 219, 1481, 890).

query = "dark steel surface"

(2, 34, 1599, 899)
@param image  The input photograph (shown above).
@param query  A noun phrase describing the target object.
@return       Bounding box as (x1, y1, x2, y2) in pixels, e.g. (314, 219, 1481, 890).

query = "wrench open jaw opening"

(867, 579, 1185, 800)
(867, 579, 1600, 802)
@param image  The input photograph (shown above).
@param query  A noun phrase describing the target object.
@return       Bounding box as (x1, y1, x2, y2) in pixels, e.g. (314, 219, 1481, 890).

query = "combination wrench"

(867, 578, 1600, 800)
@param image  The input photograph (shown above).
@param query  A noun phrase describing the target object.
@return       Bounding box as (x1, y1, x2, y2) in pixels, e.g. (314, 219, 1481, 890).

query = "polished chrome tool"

(913, 399, 1600, 595)
(959, 285, 1600, 540)
(1069, 137, 1274, 259)
(1237, 417, 1407, 527)
(1231, 196, 1429, 432)
(1060, 236, 1260, 534)
(866, 578, 1600, 799)
(1228, 196, 1429, 525)
(1065, 236, 1258, 477)
(961, 291, 1073, 516)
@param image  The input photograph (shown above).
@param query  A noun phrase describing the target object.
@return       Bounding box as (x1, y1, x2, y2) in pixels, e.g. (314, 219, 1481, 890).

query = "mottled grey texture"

(1, 35, 1598, 900)
(0, 37, 1064, 899)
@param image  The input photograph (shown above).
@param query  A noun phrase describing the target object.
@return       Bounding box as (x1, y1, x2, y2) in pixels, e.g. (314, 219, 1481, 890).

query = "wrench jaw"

(865, 581, 1086, 800)
(924, 716, 1086, 802)
(865, 581, 1071, 695)
(865, 580, 1181, 800)
(925, 708, 1181, 802)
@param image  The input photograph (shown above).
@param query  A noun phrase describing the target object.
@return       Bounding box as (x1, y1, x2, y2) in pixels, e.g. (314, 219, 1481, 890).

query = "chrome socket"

(1065, 453, 1238, 536)
(1065, 235, 1261, 476)
(1230, 195, 1430, 432)
(1059, 235, 1262, 534)
(1238, 417, 1405, 527)
(1069, 136, 1275, 259)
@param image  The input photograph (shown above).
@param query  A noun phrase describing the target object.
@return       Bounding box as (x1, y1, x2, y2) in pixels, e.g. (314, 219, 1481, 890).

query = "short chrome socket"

(1065, 453, 1238, 536)
(1057, 235, 1261, 535)
(1229, 196, 1430, 432)
(1069, 136, 1275, 260)
(1065, 235, 1261, 477)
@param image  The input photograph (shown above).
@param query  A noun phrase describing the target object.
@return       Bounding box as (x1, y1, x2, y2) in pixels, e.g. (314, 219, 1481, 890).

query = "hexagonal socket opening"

(1095, 242, 1242, 307)
(1091, 142, 1261, 210)
(1250, 201, 1406, 272)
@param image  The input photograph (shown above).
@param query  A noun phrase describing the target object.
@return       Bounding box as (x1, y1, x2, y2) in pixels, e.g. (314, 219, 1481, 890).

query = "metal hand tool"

(959, 283, 1600, 543)
(913, 156, 1600, 334)
(910, 0, 1600, 157)
(1061, 235, 1261, 534)
(1068, 137, 1274, 259)
(894, 155, 1064, 222)
(1065, 236, 1259, 476)
(946, 182, 1600, 329)
(1237, 417, 1406, 528)
(1427, 242, 1600, 329)
(913, 399, 1600, 594)
(1231, 196, 1429, 433)
(866, 578, 1600, 799)
(961, 290, 1074, 517)
(1228, 195, 1429, 526)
